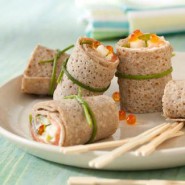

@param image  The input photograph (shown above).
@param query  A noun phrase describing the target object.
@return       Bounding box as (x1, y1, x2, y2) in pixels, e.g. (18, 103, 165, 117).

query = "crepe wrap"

(31, 95, 119, 146)
(21, 45, 69, 95)
(116, 38, 173, 113)
(54, 37, 119, 100)
(162, 80, 185, 121)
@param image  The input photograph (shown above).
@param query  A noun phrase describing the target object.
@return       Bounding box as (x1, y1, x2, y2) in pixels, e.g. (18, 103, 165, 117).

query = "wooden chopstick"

(61, 122, 184, 169)
(61, 123, 168, 154)
(67, 177, 185, 185)
(135, 122, 184, 156)
(89, 123, 172, 168)
(61, 139, 129, 154)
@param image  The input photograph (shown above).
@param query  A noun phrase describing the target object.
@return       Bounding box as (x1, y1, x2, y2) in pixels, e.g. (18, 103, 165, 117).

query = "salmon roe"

(112, 91, 120, 102)
(128, 29, 143, 42)
(93, 41, 100, 48)
(150, 34, 160, 43)
(106, 45, 114, 54)
(126, 114, 136, 125)
(133, 29, 143, 36)
(37, 125, 45, 135)
(150, 34, 164, 44)
(119, 110, 126, 120)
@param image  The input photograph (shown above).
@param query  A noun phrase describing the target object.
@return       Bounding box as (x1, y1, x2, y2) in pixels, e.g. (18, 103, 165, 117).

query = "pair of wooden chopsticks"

(68, 177, 185, 185)
(61, 122, 184, 168)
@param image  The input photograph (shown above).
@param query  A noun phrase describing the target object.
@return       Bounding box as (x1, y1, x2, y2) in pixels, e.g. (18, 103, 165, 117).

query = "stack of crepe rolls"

(54, 37, 119, 100)
(22, 45, 70, 95)
(116, 30, 173, 113)
(30, 95, 119, 146)
(162, 80, 185, 121)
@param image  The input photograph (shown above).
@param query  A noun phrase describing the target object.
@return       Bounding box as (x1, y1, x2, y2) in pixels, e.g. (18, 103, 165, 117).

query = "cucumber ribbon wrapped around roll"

(54, 37, 119, 99)
(116, 30, 173, 113)
(21, 45, 73, 95)
(30, 92, 119, 146)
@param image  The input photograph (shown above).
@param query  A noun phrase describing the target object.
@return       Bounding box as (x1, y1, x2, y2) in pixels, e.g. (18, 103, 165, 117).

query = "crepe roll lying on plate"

(162, 80, 185, 121)
(30, 95, 119, 146)
(116, 30, 173, 113)
(54, 37, 119, 99)
(21, 45, 69, 95)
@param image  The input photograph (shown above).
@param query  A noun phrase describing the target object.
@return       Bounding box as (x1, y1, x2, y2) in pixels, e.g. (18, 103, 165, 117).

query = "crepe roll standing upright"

(54, 37, 119, 100)
(21, 45, 72, 95)
(30, 95, 119, 146)
(116, 30, 173, 113)
(162, 80, 185, 121)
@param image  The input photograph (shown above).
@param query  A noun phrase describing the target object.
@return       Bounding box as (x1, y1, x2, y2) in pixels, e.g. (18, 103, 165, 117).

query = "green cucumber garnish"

(49, 50, 60, 95)
(39, 44, 74, 64)
(138, 34, 152, 47)
(80, 40, 93, 45)
(64, 88, 97, 143)
(172, 52, 176, 57)
(57, 59, 68, 84)
(138, 34, 151, 41)
(48, 45, 74, 95)
(29, 114, 33, 126)
(123, 43, 130, 48)
(61, 59, 110, 92)
(116, 67, 173, 80)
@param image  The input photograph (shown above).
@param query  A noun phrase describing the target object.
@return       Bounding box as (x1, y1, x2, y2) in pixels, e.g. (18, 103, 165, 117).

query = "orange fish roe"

(111, 54, 118, 62)
(119, 110, 126, 120)
(126, 114, 136, 125)
(150, 34, 164, 45)
(150, 34, 160, 43)
(106, 45, 114, 54)
(128, 29, 143, 42)
(37, 125, 45, 135)
(112, 91, 120, 102)
(133, 29, 143, 36)
(93, 41, 101, 48)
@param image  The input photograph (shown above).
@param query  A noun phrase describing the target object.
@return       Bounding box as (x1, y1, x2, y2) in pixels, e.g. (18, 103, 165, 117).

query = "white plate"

(0, 52, 185, 171)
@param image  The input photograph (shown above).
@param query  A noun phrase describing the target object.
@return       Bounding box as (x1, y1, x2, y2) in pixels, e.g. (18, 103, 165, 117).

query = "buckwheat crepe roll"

(163, 80, 185, 121)
(54, 37, 119, 100)
(22, 45, 69, 95)
(30, 95, 119, 146)
(116, 31, 173, 113)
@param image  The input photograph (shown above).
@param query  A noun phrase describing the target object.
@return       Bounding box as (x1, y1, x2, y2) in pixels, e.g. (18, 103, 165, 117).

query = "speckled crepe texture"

(116, 38, 173, 113)
(54, 37, 119, 100)
(32, 95, 119, 146)
(21, 45, 69, 95)
(162, 80, 185, 121)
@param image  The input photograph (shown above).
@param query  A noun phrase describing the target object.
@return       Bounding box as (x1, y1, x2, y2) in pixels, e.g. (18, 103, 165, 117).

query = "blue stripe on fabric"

(92, 21, 129, 29)
(122, 5, 185, 12)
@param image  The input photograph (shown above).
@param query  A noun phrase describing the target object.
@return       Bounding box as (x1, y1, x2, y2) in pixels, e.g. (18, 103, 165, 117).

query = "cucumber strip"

(80, 40, 93, 45)
(29, 114, 33, 126)
(49, 50, 60, 95)
(57, 59, 69, 84)
(138, 33, 151, 41)
(116, 67, 173, 80)
(64, 89, 97, 143)
(39, 59, 53, 64)
(39, 44, 74, 64)
(62, 59, 110, 92)
(48, 45, 74, 95)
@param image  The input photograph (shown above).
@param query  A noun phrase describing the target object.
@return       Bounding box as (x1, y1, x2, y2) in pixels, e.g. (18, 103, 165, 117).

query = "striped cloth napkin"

(76, 0, 185, 40)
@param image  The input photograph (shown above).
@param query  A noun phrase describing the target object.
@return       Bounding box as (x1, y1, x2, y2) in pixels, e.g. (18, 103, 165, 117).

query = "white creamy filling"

(129, 36, 165, 48)
(96, 44, 113, 59)
(130, 39, 146, 48)
(35, 116, 57, 143)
